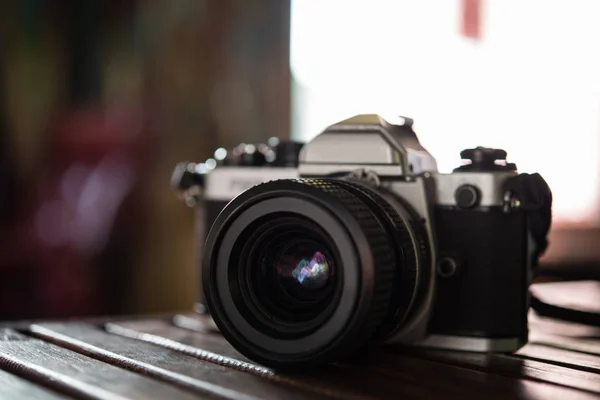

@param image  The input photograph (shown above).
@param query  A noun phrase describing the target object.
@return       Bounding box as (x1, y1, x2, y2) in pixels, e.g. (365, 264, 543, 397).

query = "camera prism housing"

(190, 114, 552, 369)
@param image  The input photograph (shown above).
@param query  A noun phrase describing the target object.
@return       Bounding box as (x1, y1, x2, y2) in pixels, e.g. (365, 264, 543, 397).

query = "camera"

(176, 114, 553, 370)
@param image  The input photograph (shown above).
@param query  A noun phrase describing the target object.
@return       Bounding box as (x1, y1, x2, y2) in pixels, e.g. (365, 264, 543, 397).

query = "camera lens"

(203, 179, 429, 369)
(238, 216, 341, 336)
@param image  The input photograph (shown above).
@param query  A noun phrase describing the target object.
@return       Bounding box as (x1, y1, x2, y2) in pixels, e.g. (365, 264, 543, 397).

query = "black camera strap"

(530, 290, 600, 327)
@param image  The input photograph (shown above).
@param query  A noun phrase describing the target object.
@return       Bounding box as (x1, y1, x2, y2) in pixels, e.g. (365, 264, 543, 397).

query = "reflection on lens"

(275, 243, 332, 292)
(291, 251, 329, 289)
(292, 251, 329, 289)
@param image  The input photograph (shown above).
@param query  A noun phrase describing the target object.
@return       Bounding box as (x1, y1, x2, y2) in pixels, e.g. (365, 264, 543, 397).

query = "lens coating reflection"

(275, 242, 332, 293)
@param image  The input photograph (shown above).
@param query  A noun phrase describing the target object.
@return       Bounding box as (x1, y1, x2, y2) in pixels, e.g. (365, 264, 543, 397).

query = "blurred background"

(0, 0, 599, 321)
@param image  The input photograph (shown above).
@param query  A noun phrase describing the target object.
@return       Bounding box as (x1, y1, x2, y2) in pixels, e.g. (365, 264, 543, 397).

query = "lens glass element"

(275, 242, 331, 292)
(232, 215, 341, 337)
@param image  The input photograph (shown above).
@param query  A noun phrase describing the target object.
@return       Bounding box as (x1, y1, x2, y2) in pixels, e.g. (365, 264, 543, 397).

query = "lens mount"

(203, 178, 421, 369)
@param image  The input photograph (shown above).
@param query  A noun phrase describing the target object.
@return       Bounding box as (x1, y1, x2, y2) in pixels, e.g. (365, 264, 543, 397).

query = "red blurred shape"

(0, 103, 151, 320)
(461, 0, 482, 40)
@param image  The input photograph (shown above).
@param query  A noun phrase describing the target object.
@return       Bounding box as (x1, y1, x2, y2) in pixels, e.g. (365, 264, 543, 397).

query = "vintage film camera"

(174, 114, 552, 370)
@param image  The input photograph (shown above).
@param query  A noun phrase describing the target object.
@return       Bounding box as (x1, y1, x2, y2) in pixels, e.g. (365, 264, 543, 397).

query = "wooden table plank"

(108, 320, 498, 400)
(0, 369, 71, 400)
(108, 317, 600, 400)
(396, 346, 600, 395)
(517, 343, 600, 373)
(530, 332, 600, 356)
(30, 323, 328, 400)
(347, 351, 600, 400)
(35, 323, 434, 400)
(0, 329, 32, 341)
(0, 328, 201, 400)
(1, 308, 598, 400)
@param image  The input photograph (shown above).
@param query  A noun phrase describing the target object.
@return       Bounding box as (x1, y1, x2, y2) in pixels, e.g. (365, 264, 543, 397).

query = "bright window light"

(290, 0, 600, 227)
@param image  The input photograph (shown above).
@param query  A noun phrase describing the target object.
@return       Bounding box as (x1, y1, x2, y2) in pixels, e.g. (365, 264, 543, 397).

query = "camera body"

(177, 114, 552, 368)
(295, 114, 548, 351)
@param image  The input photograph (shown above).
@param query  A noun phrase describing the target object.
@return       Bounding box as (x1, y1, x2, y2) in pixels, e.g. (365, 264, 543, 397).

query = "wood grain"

(0, 332, 202, 400)
(344, 350, 600, 400)
(0, 328, 30, 341)
(396, 346, 600, 395)
(0, 329, 69, 399)
(108, 320, 478, 400)
(109, 317, 600, 400)
(30, 323, 324, 400)
(35, 322, 413, 400)
(1, 306, 599, 400)
(0, 368, 70, 400)
(517, 343, 600, 373)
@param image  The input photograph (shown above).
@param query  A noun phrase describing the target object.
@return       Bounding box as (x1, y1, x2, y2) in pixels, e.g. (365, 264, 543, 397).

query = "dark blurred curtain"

(130, 0, 291, 314)
(0, 46, 18, 228)
(0, 0, 291, 319)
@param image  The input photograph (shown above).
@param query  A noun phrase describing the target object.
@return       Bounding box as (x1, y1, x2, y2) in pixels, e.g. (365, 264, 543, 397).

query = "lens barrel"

(203, 178, 425, 369)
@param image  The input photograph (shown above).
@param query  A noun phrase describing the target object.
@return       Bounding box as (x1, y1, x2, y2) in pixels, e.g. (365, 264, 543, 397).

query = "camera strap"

(530, 288, 600, 327)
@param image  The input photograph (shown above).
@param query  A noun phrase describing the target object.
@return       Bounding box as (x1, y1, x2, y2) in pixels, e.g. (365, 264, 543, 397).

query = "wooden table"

(1, 282, 600, 400)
